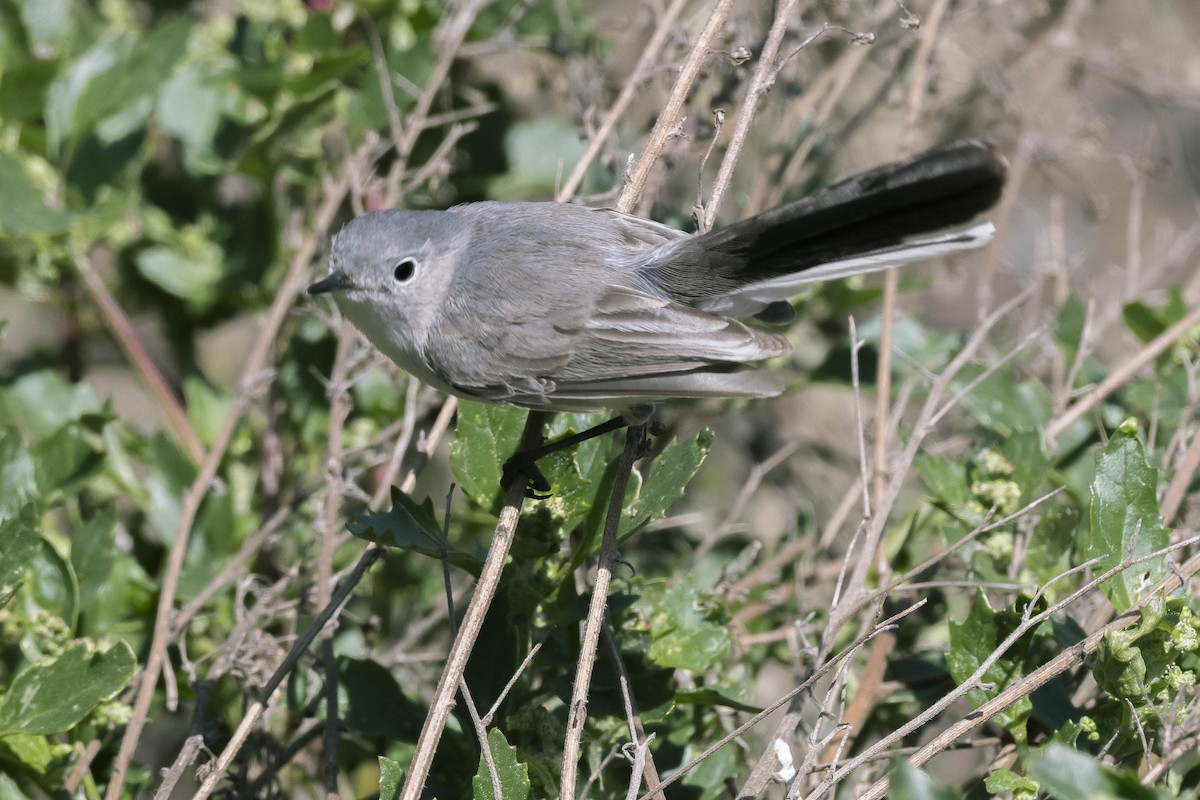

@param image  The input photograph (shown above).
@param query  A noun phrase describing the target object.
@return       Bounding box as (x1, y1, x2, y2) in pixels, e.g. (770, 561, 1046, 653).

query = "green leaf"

(984, 768, 1038, 799)
(915, 454, 979, 523)
(1027, 745, 1113, 800)
(954, 364, 1052, 436)
(2, 371, 101, 439)
(0, 770, 34, 799)
(144, 433, 197, 543)
(28, 537, 79, 625)
(0, 58, 59, 123)
(1053, 294, 1085, 367)
(19, 0, 73, 54)
(71, 17, 194, 146)
(1122, 289, 1190, 365)
(488, 116, 588, 200)
(45, 32, 135, 155)
(1026, 508, 1079, 589)
(71, 508, 118, 611)
(337, 657, 422, 740)
(1122, 300, 1166, 344)
(1092, 595, 1182, 706)
(0, 505, 40, 605)
(0, 152, 70, 234)
(1002, 431, 1050, 508)
(135, 245, 222, 306)
(183, 374, 232, 448)
(0, 640, 136, 736)
(0, 731, 54, 773)
(348, 487, 483, 576)
(1086, 419, 1169, 612)
(674, 688, 761, 713)
(156, 62, 229, 175)
(1128, 301, 1163, 342)
(946, 591, 1032, 743)
(32, 418, 106, 496)
(1124, 367, 1190, 433)
(472, 728, 531, 800)
(0, 431, 37, 523)
(888, 759, 959, 800)
(537, 411, 620, 524)
(351, 368, 407, 419)
(449, 401, 528, 509)
(642, 579, 730, 672)
(619, 429, 711, 538)
(379, 756, 404, 800)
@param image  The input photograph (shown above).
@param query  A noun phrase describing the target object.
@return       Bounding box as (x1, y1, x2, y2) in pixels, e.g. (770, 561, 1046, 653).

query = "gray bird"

(310, 140, 1005, 489)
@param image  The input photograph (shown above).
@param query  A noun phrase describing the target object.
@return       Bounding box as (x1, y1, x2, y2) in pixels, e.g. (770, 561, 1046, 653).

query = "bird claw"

(501, 453, 553, 500)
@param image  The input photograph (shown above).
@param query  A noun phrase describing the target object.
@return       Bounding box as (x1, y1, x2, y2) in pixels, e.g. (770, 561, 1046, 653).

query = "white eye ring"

(393, 259, 417, 282)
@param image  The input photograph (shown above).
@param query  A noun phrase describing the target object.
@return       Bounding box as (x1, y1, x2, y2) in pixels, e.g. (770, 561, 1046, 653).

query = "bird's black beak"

(307, 271, 354, 295)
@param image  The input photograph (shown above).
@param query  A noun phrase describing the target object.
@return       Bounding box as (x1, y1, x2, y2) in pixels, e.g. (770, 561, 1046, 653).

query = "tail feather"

(647, 139, 1006, 312)
(699, 222, 995, 317)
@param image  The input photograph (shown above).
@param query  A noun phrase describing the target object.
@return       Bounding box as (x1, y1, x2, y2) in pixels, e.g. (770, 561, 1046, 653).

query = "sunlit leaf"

(1086, 419, 1169, 611)
(0, 152, 69, 234)
(472, 729, 530, 800)
(0, 640, 136, 736)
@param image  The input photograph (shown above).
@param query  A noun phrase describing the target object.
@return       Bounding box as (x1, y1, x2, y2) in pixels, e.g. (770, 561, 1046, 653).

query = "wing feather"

(441, 285, 790, 408)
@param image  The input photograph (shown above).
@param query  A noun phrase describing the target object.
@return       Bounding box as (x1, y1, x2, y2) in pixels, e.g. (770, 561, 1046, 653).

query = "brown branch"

(1045, 303, 1200, 442)
(699, 0, 802, 232)
(617, 0, 737, 211)
(557, 0, 692, 202)
(397, 412, 547, 800)
(72, 250, 205, 463)
(108, 162, 356, 800)
(193, 544, 384, 798)
(560, 425, 645, 799)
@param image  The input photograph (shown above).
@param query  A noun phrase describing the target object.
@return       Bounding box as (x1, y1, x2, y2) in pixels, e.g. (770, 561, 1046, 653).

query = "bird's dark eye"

(393, 259, 417, 282)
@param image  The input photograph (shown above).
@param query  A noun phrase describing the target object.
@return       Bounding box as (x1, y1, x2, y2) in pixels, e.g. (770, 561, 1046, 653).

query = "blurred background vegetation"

(1, 0, 1199, 798)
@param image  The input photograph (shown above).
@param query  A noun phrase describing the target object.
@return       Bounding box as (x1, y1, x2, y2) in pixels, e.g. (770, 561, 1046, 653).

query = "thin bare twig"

(112, 163, 356, 800)
(1162, 426, 1200, 524)
(561, 425, 645, 799)
(398, 412, 546, 800)
(383, 0, 496, 207)
(72, 249, 204, 462)
(618, 0, 737, 210)
(603, 615, 663, 800)
(841, 535, 1200, 800)
(193, 544, 384, 798)
(700, 0, 802, 232)
(1045, 303, 1200, 442)
(558, 0, 692, 202)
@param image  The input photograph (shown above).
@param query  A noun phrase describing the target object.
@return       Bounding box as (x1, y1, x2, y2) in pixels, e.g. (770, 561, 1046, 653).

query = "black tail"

(652, 140, 1006, 301)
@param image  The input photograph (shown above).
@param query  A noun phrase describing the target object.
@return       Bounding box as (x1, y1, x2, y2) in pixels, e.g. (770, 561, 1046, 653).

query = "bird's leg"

(502, 416, 632, 499)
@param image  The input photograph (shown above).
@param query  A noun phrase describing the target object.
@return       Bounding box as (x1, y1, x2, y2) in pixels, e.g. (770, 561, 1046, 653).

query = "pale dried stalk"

(557, 0, 693, 202)
(1045, 302, 1200, 442)
(560, 427, 645, 799)
(851, 540, 1200, 800)
(699, 0, 802, 231)
(398, 412, 546, 800)
(109, 165, 354, 800)
(72, 250, 205, 462)
(618, 0, 737, 211)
